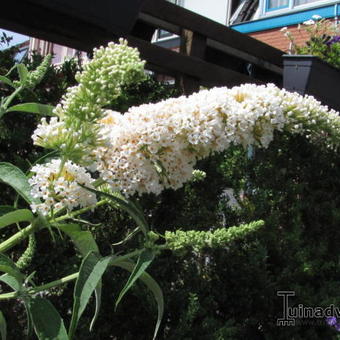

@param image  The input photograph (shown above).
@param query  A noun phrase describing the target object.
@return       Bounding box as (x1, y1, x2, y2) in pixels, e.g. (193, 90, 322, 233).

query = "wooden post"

(178, 29, 207, 95)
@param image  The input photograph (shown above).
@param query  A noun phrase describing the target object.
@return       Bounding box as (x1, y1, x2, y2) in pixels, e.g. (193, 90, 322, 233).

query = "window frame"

(266, 0, 290, 12)
(262, 0, 339, 15)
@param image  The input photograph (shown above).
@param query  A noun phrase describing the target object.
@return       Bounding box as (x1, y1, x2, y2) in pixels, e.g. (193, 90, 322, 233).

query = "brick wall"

(249, 25, 310, 52)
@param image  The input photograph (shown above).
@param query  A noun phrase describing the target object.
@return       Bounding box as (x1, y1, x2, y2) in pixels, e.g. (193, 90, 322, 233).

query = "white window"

(267, 0, 289, 10)
(294, 0, 321, 5)
(154, 0, 183, 41)
(264, 0, 325, 13)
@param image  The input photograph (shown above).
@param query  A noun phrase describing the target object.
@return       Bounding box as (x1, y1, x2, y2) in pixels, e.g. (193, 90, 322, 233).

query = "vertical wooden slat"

(178, 29, 207, 95)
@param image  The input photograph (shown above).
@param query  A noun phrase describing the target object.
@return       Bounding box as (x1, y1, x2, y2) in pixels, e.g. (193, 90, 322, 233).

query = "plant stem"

(0, 221, 40, 253)
(0, 291, 19, 300)
(3, 85, 23, 110)
(0, 248, 152, 301)
(51, 199, 107, 223)
(29, 272, 79, 294)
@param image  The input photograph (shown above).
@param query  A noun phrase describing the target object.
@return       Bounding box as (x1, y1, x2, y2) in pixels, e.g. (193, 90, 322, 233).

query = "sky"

(0, 29, 28, 49)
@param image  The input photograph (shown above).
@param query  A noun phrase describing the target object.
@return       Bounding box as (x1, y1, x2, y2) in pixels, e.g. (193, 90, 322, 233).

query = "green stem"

(0, 248, 150, 301)
(0, 291, 19, 300)
(51, 199, 107, 223)
(3, 85, 23, 110)
(0, 221, 40, 253)
(29, 272, 79, 294)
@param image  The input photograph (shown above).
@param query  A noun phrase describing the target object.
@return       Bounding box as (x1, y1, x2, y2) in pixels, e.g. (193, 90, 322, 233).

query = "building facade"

(232, 0, 340, 51)
(23, 0, 340, 63)
(155, 0, 340, 52)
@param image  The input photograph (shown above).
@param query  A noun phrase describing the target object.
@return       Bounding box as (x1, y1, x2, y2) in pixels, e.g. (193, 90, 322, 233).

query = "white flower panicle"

(29, 159, 97, 215)
(93, 84, 340, 197)
(30, 81, 340, 213)
(32, 40, 146, 163)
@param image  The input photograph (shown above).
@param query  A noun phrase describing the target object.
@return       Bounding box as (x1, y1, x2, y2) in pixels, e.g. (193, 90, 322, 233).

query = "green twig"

(51, 199, 107, 224)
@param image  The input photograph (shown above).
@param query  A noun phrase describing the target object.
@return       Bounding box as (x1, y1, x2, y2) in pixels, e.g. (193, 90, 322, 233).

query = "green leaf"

(57, 224, 99, 256)
(28, 297, 68, 340)
(0, 209, 34, 229)
(81, 186, 149, 236)
(0, 162, 39, 205)
(115, 249, 155, 309)
(23, 300, 33, 338)
(6, 103, 55, 116)
(0, 274, 21, 291)
(5, 64, 18, 78)
(0, 206, 16, 217)
(0, 311, 6, 340)
(57, 224, 101, 331)
(68, 252, 111, 339)
(16, 64, 28, 84)
(0, 253, 24, 284)
(0, 75, 15, 88)
(113, 260, 164, 340)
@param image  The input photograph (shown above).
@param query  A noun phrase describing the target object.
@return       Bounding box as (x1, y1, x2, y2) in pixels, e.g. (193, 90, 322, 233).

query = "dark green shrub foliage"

(1, 43, 340, 339)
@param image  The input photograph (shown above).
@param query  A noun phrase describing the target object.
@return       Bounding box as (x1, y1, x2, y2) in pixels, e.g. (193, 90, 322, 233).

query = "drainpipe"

(334, 3, 338, 25)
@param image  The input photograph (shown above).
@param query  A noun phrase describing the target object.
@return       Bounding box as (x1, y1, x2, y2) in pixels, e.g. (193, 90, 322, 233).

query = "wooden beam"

(128, 36, 262, 87)
(141, 0, 283, 67)
(0, 0, 274, 89)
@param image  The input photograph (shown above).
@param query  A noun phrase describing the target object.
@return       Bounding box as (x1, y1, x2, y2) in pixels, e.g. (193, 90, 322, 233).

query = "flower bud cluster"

(25, 55, 52, 89)
(29, 159, 97, 215)
(164, 220, 265, 253)
(54, 39, 146, 124)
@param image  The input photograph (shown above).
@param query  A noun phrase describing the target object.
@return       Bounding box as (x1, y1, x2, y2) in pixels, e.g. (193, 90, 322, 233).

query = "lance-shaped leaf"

(0, 311, 6, 340)
(0, 163, 39, 205)
(0, 274, 21, 291)
(0, 206, 16, 217)
(115, 249, 155, 309)
(6, 103, 55, 116)
(0, 209, 33, 229)
(0, 253, 24, 285)
(80, 185, 149, 236)
(57, 224, 101, 331)
(68, 252, 111, 340)
(23, 299, 33, 338)
(28, 297, 68, 340)
(0, 75, 15, 88)
(113, 260, 164, 340)
(57, 224, 99, 257)
(16, 64, 28, 84)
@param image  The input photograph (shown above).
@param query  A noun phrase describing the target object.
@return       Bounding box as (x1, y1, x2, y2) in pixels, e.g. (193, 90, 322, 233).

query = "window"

(155, 0, 183, 41)
(264, 0, 326, 14)
(294, 0, 321, 5)
(267, 0, 289, 10)
(157, 30, 174, 39)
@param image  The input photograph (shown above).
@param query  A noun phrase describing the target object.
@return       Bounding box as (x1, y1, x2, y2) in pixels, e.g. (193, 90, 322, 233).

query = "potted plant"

(281, 15, 340, 112)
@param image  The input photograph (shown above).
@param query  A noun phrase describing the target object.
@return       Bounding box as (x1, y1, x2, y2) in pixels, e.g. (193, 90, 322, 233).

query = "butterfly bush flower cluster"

(93, 84, 340, 196)
(33, 39, 146, 163)
(30, 40, 340, 215)
(29, 159, 96, 215)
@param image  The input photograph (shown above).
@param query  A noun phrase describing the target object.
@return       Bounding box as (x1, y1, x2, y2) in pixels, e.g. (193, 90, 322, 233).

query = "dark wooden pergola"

(0, 0, 283, 94)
